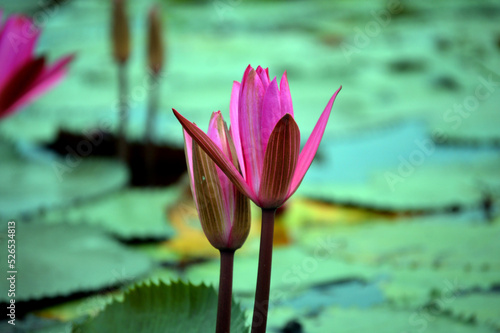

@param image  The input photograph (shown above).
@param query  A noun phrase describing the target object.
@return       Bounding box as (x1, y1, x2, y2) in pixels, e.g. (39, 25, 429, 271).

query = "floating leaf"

(297, 217, 500, 306)
(441, 293, 500, 330)
(268, 306, 494, 333)
(37, 187, 180, 240)
(379, 267, 500, 308)
(36, 268, 180, 322)
(37, 294, 116, 323)
(73, 281, 248, 333)
(298, 121, 500, 211)
(0, 315, 72, 333)
(186, 246, 376, 297)
(0, 223, 153, 301)
(0, 141, 128, 219)
(300, 218, 500, 270)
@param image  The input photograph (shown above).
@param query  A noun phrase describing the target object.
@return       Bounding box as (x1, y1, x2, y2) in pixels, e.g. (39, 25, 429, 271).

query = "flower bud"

(185, 112, 250, 251)
(111, 0, 130, 64)
(147, 5, 164, 74)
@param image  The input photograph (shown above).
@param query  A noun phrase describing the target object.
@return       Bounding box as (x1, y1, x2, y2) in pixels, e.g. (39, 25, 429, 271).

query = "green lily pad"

(36, 187, 181, 240)
(0, 141, 128, 219)
(0, 315, 72, 333)
(186, 246, 376, 299)
(299, 218, 500, 269)
(429, 67, 500, 145)
(299, 154, 500, 212)
(35, 268, 179, 322)
(73, 280, 249, 333)
(0, 223, 153, 301)
(268, 306, 494, 333)
(441, 293, 500, 330)
(379, 267, 500, 308)
(297, 217, 500, 306)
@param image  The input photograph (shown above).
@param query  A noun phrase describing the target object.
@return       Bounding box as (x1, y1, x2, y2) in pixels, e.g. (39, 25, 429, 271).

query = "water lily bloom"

(185, 111, 250, 251)
(174, 65, 341, 209)
(0, 11, 73, 119)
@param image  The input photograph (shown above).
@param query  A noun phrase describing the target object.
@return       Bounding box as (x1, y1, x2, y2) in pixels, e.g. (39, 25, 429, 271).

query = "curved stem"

(216, 249, 235, 333)
(251, 208, 276, 333)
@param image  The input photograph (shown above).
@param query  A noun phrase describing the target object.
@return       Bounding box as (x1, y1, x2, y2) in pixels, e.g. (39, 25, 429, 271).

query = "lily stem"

(251, 208, 276, 333)
(117, 62, 128, 162)
(216, 249, 235, 333)
(145, 71, 159, 185)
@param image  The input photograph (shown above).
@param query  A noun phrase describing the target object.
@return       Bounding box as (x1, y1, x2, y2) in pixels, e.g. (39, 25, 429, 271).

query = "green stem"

(145, 71, 159, 185)
(117, 62, 128, 162)
(251, 208, 276, 333)
(145, 71, 159, 144)
(216, 249, 235, 333)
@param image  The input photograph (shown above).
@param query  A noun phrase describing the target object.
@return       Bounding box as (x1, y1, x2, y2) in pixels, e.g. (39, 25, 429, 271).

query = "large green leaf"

(267, 306, 494, 333)
(0, 223, 153, 301)
(0, 315, 72, 333)
(299, 218, 500, 306)
(0, 141, 128, 219)
(379, 267, 500, 308)
(299, 157, 500, 212)
(299, 218, 500, 269)
(439, 293, 500, 330)
(185, 246, 376, 297)
(36, 188, 180, 240)
(35, 268, 180, 322)
(73, 281, 249, 333)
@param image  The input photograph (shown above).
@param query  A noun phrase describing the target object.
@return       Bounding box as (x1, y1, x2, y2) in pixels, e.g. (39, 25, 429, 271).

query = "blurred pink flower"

(184, 111, 250, 250)
(0, 11, 73, 119)
(174, 65, 341, 209)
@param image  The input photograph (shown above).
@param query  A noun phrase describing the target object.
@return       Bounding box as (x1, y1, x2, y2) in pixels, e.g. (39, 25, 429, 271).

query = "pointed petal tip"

(172, 108, 181, 117)
(211, 110, 222, 118)
(334, 85, 342, 96)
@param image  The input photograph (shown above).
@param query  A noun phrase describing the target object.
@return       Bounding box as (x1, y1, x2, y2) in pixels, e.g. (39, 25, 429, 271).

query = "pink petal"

(286, 86, 342, 200)
(3, 54, 73, 117)
(207, 111, 223, 148)
(0, 57, 45, 118)
(256, 65, 270, 88)
(279, 70, 294, 117)
(240, 64, 253, 91)
(0, 15, 40, 90)
(183, 130, 196, 204)
(229, 80, 245, 177)
(207, 111, 233, 224)
(173, 108, 259, 204)
(258, 114, 300, 209)
(238, 68, 266, 194)
(260, 77, 282, 156)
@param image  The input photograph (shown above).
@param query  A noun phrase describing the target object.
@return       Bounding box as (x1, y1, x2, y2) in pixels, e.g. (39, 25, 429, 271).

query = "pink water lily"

(174, 65, 341, 209)
(0, 11, 73, 119)
(185, 111, 250, 251)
